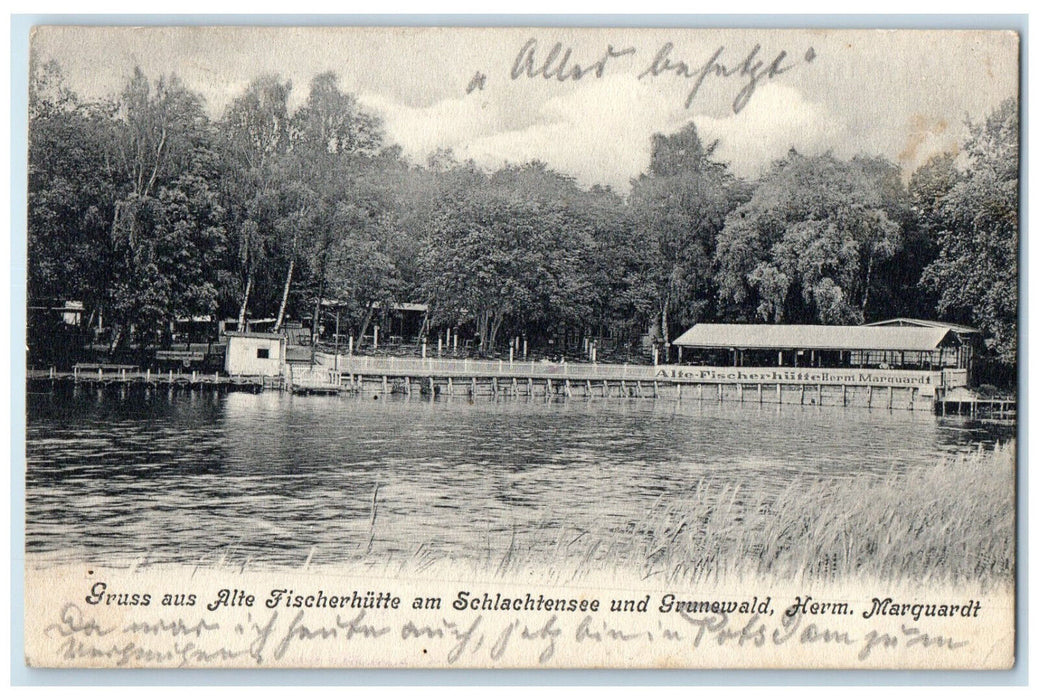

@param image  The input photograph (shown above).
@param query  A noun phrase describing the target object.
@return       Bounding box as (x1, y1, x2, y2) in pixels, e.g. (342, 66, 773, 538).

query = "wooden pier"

(27, 365, 279, 392)
(26, 356, 1004, 415)
(937, 391, 1016, 420)
(320, 355, 951, 412)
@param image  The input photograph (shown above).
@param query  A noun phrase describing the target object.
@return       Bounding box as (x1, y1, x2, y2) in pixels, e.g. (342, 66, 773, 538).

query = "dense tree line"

(27, 59, 1019, 369)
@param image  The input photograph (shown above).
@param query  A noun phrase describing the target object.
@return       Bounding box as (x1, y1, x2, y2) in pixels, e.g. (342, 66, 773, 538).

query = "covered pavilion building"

(672, 321, 973, 373)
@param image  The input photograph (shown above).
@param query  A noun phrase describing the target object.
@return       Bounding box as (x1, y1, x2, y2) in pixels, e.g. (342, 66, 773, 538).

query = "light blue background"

(9, 13, 1028, 686)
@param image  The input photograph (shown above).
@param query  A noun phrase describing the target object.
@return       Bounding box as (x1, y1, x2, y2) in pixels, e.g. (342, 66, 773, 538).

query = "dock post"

(636, 380, 642, 397)
(887, 386, 893, 409)
(909, 387, 916, 410)
(718, 383, 723, 402)
(492, 377, 499, 397)
(677, 383, 683, 402)
(146, 368, 151, 382)
(776, 383, 781, 404)
(121, 368, 126, 381)
(586, 380, 592, 397)
(621, 379, 626, 396)
(98, 367, 103, 380)
(842, 384, 847, 406)
(602, 380, 608, 398)
(697, 383, 703, 401)
(817, 384, 822, 406)
(513, 377, 519, 396)
(191, 370, 196, 383)
(447, 376, 453, 394)
(565, 379, 571, 397)
(799, 385, 805, 405)
(757, 383, 762, 404)
(528, 377, 533, 396)
(383, 375, 388, 395)
(547, 378, 553, 396)
(738, 383, 744, 402)
(653, 380, 659, 398)
(429, 377, 435, 397)
(169, 369, 174, 383)
(868, 385, 873, 408)
(471, 377, 477, 396)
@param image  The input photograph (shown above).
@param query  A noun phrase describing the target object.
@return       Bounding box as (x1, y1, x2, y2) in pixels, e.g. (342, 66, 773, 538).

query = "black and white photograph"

(21, 24, 1019, 669)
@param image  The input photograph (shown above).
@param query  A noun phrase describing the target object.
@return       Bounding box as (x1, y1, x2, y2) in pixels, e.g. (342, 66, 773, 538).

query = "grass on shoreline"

(391, 441, 1015, 589)
(31, 442, 1015, 590)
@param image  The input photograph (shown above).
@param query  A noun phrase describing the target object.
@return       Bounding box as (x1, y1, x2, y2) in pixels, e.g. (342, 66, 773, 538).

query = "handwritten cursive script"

(638, 42, 817, 113)
(502, 37, 817, 114)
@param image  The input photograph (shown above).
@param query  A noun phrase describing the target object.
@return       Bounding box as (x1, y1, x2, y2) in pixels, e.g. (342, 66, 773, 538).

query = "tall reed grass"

(101, 442, 1014, 590)
(438, 441, 1017, 588)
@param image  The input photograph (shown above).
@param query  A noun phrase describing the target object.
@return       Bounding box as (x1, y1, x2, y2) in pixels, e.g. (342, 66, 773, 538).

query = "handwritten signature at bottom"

(43, 603, 970, 667)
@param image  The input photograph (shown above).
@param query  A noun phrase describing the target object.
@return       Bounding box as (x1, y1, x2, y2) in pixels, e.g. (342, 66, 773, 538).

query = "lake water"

(24, 384, 1012, 568)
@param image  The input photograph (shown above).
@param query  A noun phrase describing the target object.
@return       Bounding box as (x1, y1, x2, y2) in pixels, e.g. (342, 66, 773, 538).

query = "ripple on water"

(24, 388, 1008, 566)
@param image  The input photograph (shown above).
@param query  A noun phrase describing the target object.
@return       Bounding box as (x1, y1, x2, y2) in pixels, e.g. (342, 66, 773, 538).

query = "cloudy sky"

(31, 26, 1019, 189)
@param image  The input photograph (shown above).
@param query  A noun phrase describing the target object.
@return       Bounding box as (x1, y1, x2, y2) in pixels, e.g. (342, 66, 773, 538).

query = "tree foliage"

(630, 123, 747, 345)
(920, 98, 1019, 363)
(26, 60, 1019, 369)
(715, 151, 905, 325)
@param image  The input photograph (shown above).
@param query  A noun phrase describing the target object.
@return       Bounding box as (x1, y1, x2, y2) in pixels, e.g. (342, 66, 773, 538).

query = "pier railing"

(326, 354, 648, 380)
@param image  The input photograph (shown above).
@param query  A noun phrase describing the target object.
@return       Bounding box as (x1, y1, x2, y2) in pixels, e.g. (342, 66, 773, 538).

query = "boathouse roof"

(672, 324, 957, 352)
(224, 331, 285, 340)
(862, 317, 980, 335)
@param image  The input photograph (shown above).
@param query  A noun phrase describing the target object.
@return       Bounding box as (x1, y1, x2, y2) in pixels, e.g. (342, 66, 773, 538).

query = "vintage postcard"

(23, 25, 1019, 669)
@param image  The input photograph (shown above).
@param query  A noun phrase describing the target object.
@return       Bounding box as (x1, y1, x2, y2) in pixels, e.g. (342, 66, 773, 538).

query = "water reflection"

(25, 384, 1012, 567)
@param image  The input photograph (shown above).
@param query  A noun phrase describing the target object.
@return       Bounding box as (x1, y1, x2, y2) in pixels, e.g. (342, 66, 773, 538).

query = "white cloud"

(362, 77, 860, 189)
(696, 82, 854, 179)
(364, 75, 693, 189)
